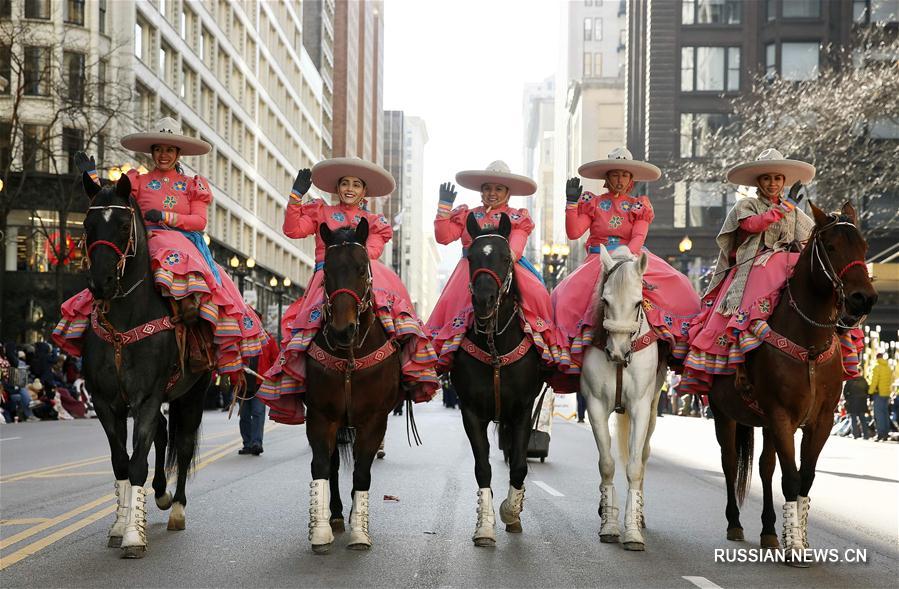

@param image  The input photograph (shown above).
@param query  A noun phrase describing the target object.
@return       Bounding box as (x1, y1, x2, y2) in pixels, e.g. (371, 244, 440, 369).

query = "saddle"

(169, 300, 216, 374)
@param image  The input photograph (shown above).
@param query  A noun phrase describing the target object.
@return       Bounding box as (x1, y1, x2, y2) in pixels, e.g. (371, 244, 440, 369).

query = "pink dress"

(425, 203, 562, 373)
(680, 201, 862, 396)
(52, 168, 265, 374)
(258, 199, 438, 425)
(550, 191, 701, 393)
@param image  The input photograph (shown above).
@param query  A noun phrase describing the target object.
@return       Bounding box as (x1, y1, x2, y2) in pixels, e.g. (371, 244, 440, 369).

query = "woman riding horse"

(54, 117, 266, 378)
(550, 148, 700, 393)
(680, 149, 863, 396)
(426, 160, 562, 373)
(258, 157, 438, 424)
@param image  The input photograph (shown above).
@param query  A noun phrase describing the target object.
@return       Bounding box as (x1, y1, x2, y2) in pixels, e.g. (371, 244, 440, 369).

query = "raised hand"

(439, 182, 457, 205)
(785, 180, 804, 206)
(145, 209, 164, 223)
(291, 168, 312, 200)
(74, 151, 99, 184)
(565, 177, 582, 203)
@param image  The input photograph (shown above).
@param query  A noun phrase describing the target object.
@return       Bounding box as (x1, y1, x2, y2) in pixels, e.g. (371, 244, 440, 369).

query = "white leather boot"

(120, 485, 148, 558)
(499, 485, 525, 533)
(308, 479, 334, 553)
(108, 479, 131, 548)
(797, 495, 811, 548)
(598, 484, 621, 543)
(472, 488, 496, 547)
(621, 489, 645, 551)
(347, 490, 372, 550)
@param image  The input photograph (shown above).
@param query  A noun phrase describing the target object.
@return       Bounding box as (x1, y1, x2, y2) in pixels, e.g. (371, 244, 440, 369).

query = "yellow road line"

(0, 456, 108, 483)
(0, 519, 49, 526)
(31, 471, 112, 479)
(0, 495, 114, 551)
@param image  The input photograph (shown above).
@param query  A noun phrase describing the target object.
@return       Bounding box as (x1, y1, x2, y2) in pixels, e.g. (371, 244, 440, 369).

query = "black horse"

(81, 174, 212, 558)
(451, 213, 543, 547)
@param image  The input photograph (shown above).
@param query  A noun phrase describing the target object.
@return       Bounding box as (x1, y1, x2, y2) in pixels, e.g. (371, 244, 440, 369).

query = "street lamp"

(229, 255, 255, 293)
(542, 242, 570, 291)
(269, 275, 292, 343)
(678, 235, 693, 274)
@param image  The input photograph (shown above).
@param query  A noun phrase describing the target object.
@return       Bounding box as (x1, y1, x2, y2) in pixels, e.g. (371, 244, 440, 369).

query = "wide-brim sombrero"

(455, 160, 537, 196)
(727, 148, 816, 186)
(311, 157, 396, 197)
(120, 117, 211, 156)
(578, 147, 661, 182)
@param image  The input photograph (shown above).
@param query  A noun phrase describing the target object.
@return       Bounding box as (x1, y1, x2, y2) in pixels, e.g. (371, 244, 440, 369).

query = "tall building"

(522, 77, 555, 265)
(302, 0, 336, 158)
(381, 110, 405, 275)
(0, 0, 331, 339)
(625, 0, 898, 332)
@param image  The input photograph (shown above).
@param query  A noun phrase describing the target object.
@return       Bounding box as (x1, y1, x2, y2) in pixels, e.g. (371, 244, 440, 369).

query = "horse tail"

(336, 426, 355, 468)
(735, 423, 754, 506)
(165, 396, 201, 476)
(616, 412, 630, 465)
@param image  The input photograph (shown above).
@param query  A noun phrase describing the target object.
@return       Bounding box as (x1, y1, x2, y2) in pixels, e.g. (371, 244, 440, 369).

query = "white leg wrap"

(598, 484, 621, 541)
(472, 488, 496, 545)
(347, 491, 372, 549)
(621, 489, 645, 548)
(108, 479, 131, 544)
(499, 485, 525, 526)
(308, 479, 334, 549)
(120, 486, 147, 549)
(797, 496, 811, 549)
(781, 501, 805, 553)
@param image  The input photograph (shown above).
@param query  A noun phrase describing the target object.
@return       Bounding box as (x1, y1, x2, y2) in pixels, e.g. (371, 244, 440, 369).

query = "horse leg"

(637, 369, 665, 529)
(499, 408, 532, 534)
(759, 428, 779, 549)
(167, 391, 204, 532)
(346, 415, 386, 551)
(712, 408, 744, 542)
(329, 448, 345, 533)
(767, 414, 805, 564)
(460, 402, 495, 547)
(584, 385, 619, 543)
(121, 395, 163, 558)
(621, 395, 652, 551)
(796, 411, 834, 550)
(152, 412, 173, 511)
(94, 400, 130, 548)
(306, 409, 338, 553)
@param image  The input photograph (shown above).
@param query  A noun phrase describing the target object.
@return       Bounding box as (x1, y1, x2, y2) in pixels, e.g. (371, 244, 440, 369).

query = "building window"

(583, 52, 592, 77)
(99, 0, 107, 34)
(65, 0, 85, 25)
(134, 21, 144, 61)
(23, 46, 50, 96)
(134, 83, 153, 129)
(594, 52, 603, 76)
(594, 17, 603, 40)
(0, 0, 10, 18)
(781, 42, 819, 80)
(64, 51, 85, 103)
(781, 0, 820, 18)
(674, 181, 737, 228)
(22, 125, 50, 172)
(97, 134, 105, 164)
(682, 0, 742, 24)
(680, 46, 740, 92)
(62, 128, 84, 174)
(584, 18, 592, 41)
(680, 113, 733, 158)
(0, 122, 11, 170)
(24, 0, 50, 19)
(765, 43, 776, 77)
(854, 0, 899, 23)
(97, 60, 107, 106)
(0, 45, 10, 95)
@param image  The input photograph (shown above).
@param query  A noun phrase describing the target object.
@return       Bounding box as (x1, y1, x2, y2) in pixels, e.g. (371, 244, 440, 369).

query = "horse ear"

(320, 223, 333, 245)
(355, 217, 369, 245)
(497, 213, 512, 239)
(841, 200, 858, 225)
(809, 201, 829, 227)
(115, 173, 131, 201)
(637, 252, 649, 275)
(466, 211, 481, 239)
(599, 244, 614, 270)
(82, 172, 100, 200)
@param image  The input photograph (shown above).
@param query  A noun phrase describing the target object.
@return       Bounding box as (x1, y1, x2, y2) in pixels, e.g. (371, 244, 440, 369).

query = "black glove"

(145, 209, 164, 223)
(785, 181, 804, 206)
(439, 182, 457, 205)
(565, 177, 582, 203)
(292, 168, 312, 198)
(74, 151, 98, 182)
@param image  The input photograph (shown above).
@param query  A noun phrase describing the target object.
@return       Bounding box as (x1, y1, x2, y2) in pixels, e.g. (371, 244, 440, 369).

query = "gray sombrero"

(311, 157, 396, 197)
(726, 148, 816, 187)
(578, 147, 661, 182)
(120, 117, 211, 156)
(455, 160, 537, 196)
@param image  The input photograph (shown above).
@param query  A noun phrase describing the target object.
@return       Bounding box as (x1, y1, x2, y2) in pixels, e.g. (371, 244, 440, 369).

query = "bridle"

(83, 202, 143, 300)
(321, 241, 374, 352)
(469, 234, 516, 327)
(786, 215, 869, 330)
(599, 260, 645, 367)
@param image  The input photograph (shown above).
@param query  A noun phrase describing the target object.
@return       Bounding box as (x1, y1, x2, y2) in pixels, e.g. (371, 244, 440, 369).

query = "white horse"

(581, 245, 666, 551)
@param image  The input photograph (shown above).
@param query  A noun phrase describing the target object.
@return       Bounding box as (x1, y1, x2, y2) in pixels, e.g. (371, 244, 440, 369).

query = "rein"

(83, 204, 140, 299)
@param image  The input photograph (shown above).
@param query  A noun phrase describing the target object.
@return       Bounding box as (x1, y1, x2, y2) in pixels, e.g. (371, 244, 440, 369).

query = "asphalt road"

(1, 401, 896, 588)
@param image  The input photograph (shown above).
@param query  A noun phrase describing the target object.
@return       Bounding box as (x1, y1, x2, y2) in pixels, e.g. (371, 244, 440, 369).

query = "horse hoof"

(155, 492, 173, 511)
(121, 546, 146, 559)
(727, 527, 745, 541)
(107, 536, 122, 548)
(623, 541, 645, 551)
(311, 543, 332, 554)
(783, 557, 810, 569)
(760, 534, 779, 549)
(473, 537, 496, 548)
(330, 518, 345, 533)
(347, 542, 371, 551)
(167, 514, 186, 531)
(505, 522, 522, 534)
(599, 534, 619, 544)
(376, 451, 385, 459)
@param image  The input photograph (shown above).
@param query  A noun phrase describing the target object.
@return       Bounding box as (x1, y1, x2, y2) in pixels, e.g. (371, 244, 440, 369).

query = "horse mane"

(330, 225, 360, 245)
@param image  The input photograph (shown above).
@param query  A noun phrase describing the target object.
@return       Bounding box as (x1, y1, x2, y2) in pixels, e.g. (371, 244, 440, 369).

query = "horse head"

(466, 212, 514, 321)
(320, 218, 372, 348)
(598, 244, 648, 365)
(808, 201, 877, 320)
(82, 173, 144, 301)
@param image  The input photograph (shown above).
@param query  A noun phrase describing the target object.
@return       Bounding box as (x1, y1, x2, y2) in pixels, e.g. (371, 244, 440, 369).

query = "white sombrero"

(120, 117, 211, 156)
(455, 160, 537, 196)
(578, 147, 661, 182)
(727, 148, 816, 187)
(311, 157, 396, 197)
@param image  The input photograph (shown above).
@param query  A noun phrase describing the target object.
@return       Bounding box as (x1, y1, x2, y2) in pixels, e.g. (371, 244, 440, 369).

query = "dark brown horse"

(710, 201, 876, 566)
(304, 220, 402, 553)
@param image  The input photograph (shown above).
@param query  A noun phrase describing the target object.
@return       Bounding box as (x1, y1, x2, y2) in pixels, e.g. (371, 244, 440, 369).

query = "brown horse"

(304, 220, 402, 553)
(709, 201, 876, 566)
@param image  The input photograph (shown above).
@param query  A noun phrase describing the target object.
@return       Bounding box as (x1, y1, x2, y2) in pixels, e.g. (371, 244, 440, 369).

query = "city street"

(0, 401, 896, 588)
